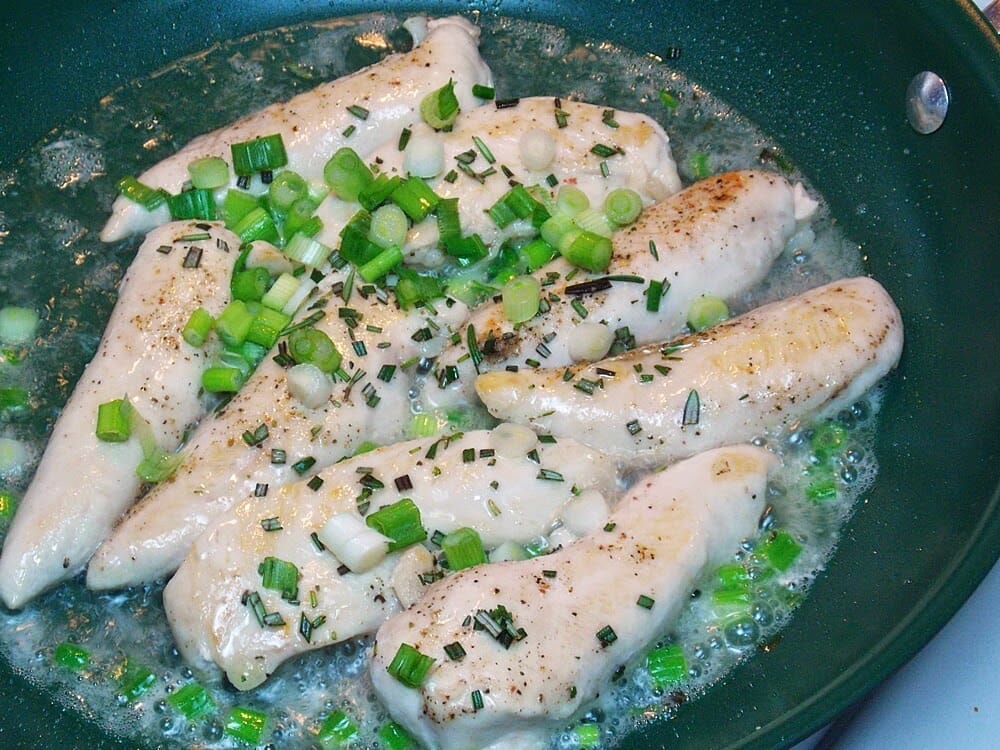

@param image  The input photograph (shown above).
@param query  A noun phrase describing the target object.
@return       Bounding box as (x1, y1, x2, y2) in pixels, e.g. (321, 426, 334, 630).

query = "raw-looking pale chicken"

(164, 427, 619, 690)
(100, 15, 493, 243)
(475, 276, 903, 468)
(425, 170, 811, 411)
(322, 96, 681, 265)
(0, 222, 240, 609)
(87, 271, 470, 590)
(369, 445, 774, 750)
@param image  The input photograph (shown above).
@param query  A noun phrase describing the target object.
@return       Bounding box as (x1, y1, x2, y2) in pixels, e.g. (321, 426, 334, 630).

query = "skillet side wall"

(0, 2, 997, 749)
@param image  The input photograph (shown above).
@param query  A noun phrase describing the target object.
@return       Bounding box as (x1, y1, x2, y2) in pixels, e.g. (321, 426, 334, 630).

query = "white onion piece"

(285, 363, 332, 409)
(548, 525, 577, 549)
(491, 422, 538, 459)
(792, 182, 819, 221)
(519, 128, 556, 171)
(786, 225, 816, 254)
(560, 488, 611, 537)
(404, 132, 445, 178)
(317, 513, 392, 574)
(390, 545, 436, 609)
(567, 322, 615, 362)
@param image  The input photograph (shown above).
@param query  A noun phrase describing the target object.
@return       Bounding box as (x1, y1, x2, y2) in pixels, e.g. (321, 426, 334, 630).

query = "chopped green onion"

(202, 365, 244, 393)
(168, 682, 216, 720)
(377, 721, 414, 750)
(472, 83, 495, 99)
(369, 203, 409, 249)
(224, 706, 269, 745)
(231, 266, 272, 303)
(574, 723, 601, 749)
(555, 185, 590, 217)
(420, 79, 460, 130)
(688, 295, 729, 331)
(443, 641, 467, 661)
(317, 709, 359, 748)
(231, 133, 288, 176)
(441, 527, 487, 571)
(182, 307, 215, 347)
(215, 300, 254, 347)
(810, 421, 848, 462)
(116, 659, 156, 702)
(287, 327, 342, 373)
(488, 184, 540, 228)
(502, 275, 541, 323)
(232, 206, 279, 244)
(188, 156, 230, 190)
(647, 643, 686, 688)
(409, 412, 439, 437)
(519, 237, 557, 271)
(690, 151, 711, 179)
(246, 306, 291, 348)
(167, 188, 216, 220)
(324, 146, 374, 201)
(116, 175, 168, 210)
(365, 498, 426, 552)
(338, 210, 381, 265)
(759, 529, 803, 572)
(358, 244, 403, 283)
(386, 643, 435, 688)
(539, 211, 577, 250)
(572, 207, 614, 238)
(0, 306, 38, 345)
(261, 272, 300, 311)
(444, 233, 488, 266)
(0, 387, 28, 417)
(558, 229, 613, 273)
(435, 197, 462, 245)
(53, 642, 89, 671)
(659, 89, 680, 109)
(220, 188, 261, 228)
(285, 232, 332, 268)
(604, 188, 643, 226)
(268, 169, 308, 210)
(358, 173, 401, 212)
(258, 555, 299, 599)
(395, 268, 443, 309)
(96, 398, 132, 442)
(283, 197, 322, 237)
(391, 176, 440, 223)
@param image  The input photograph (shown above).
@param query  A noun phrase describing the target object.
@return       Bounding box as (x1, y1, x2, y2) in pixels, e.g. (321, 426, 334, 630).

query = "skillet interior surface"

(0, 1, 997, 749)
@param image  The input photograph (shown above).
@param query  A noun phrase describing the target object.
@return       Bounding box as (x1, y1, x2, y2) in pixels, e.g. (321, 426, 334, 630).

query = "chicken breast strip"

(424, 170, 811, 412)
(475, 276, 903, 468)
(370, 445, 774, 750)
(0, 222, 240, 609)
(164, 427, 619, 690)
(100, 15, 493, 243)
(87, 270, 469, 590)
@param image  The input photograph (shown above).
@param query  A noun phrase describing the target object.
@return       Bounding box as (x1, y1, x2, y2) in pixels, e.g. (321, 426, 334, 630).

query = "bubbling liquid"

(0, 13, 876, 750)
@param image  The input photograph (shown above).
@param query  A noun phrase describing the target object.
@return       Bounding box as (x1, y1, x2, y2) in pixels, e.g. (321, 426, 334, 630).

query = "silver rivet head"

(906, 71, 950, 134)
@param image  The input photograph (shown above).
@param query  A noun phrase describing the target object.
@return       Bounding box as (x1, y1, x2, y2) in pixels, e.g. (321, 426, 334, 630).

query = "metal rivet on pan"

(906, 71, 950, 134)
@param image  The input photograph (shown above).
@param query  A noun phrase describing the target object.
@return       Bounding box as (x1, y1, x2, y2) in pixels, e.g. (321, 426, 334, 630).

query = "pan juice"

(0, 12, 878, 750)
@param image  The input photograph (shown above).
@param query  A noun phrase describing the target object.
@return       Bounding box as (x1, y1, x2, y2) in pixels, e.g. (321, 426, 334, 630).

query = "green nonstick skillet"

(0, 1, 996, 748)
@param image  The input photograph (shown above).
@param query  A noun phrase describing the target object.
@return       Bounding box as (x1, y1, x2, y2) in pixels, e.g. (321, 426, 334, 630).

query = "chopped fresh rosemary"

(637, 594, 655, 609)
(682, 389, 701, 426)
(260, 517, 282, 532)
(596, 624, 618, 647)
(444, 642, 467, 661)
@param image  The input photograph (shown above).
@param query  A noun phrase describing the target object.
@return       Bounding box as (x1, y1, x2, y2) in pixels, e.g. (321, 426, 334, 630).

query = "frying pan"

(0, 1, 997, 748)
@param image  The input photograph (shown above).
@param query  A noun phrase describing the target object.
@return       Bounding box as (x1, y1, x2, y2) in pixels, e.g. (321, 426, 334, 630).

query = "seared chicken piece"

(0, 222, 239, 608)
(426, 170, 811, 410)
(100, 16, 493, 242)
(164, 427, 618, 690)
(370, 445, 773, 750)
(476, 276, 903, 467)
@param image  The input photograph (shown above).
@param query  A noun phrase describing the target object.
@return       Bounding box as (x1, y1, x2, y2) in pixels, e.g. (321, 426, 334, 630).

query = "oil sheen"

(0, 13, 877, 750)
